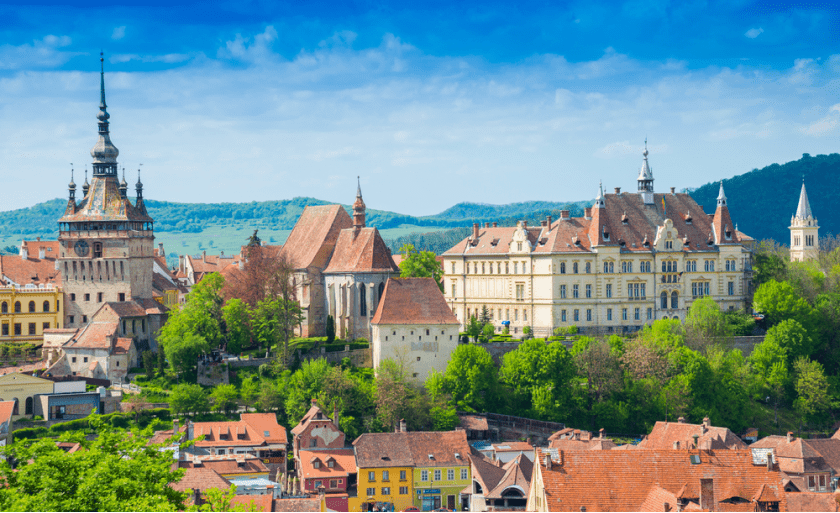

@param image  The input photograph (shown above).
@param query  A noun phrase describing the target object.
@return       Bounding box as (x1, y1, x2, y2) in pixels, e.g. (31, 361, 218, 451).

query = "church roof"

(59, 174, 153, 223)
(280, 205, 352, 270)
(323, 227, 399, 274)
(795, 182, 814, 219)
(371, 278, 459, 325)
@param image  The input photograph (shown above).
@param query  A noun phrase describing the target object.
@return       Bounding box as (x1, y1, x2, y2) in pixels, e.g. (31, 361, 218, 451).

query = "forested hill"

(689, 153, 840, 243)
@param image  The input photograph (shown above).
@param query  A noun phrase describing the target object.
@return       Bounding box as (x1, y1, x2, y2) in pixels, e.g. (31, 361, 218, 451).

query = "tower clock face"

(74, 240, 89, 257)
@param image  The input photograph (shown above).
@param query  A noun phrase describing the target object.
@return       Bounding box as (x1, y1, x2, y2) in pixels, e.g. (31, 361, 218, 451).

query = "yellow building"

(352, 432, 415, 512)
(410, 431, 472, 511)
(0, 372, 54, 420)
(0, 240, 64, 345)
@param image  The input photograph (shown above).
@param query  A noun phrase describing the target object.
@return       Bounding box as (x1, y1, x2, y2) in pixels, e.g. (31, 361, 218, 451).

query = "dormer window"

(328, 459, 335, 468)
(602, 230, 610, 241)
(621, 212, 629, 225)
(313, 460, 321, 469)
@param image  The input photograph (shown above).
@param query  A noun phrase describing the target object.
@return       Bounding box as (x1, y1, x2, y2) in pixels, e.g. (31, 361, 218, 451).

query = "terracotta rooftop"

(323, 227, 399, 274)
(637, 419, 747, 451)
(299, 448, 356, 479)
(0, 253, 62, 287)
(784, 491, 839, 512)
(371, 278, 459, 325)
(192, 413, 287, 447)
(0, 401, 14, 425)
(291, 402, 337, 436)
(280, 205, 352, 270)
(459, 414, 489, 431)
(180, 456, 269, 476)
(170, 467, 231, 493)
(802, 438, 840, 474)
(63, 321, 117, 350)
(535, 448, 788, 512)
(751, 435, 834, 475)
(354, 430, 470, 469)
(484, 453, 533, 500)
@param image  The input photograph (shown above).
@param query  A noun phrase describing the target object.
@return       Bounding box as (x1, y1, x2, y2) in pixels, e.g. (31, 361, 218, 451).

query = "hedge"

(12, 426, 48, 439)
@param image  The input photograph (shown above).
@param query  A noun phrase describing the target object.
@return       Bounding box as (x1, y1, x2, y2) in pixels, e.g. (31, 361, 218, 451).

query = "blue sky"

(1, 0, 838, 215)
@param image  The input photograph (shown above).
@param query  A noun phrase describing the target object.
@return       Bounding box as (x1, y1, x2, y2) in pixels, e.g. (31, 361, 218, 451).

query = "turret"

(353, 176, 366, 234)
(90, 52, 119, 177)
(68, 166, 76, 201)
(637, 140, 654, 205)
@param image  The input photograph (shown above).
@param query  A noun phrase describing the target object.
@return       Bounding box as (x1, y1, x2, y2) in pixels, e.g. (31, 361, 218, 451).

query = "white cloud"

(111, 53, 191, 64)
(799, 104, 840, 136)
(0, 35, 76, 70)
(112, 26, 126, 40)
(745, 27, 764, 38)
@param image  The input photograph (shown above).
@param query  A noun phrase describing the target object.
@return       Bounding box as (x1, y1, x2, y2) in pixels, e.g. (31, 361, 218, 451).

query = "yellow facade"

(349, 466, 414, 512)
(0, 372, 54, 420)
(412, 465, 471, 511)
(0, 285, 64, 345)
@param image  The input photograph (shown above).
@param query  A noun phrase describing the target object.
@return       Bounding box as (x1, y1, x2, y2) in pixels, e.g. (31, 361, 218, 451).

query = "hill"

(689, 153, 840, 244)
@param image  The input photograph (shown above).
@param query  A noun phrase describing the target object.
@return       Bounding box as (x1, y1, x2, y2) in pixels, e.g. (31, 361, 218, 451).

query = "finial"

(643, 137, 648, 158)
(84, 167, 88, 184)
(356, 175, 362, 197)
(137, 163, 143, 185)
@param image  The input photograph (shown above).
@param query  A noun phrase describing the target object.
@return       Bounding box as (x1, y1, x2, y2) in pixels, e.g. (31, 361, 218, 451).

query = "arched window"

(43, 300, 50, 312)
(14, 302, 21, 313)
(28, 301, 35, 313)
(378, 282, 385, 306)
(359, 284, 367, 317)
(0, 302, 6, 313)
(573, 262, 579, 274)
(560, 262, 566, 274)
(585, 262, 591, 273)
(12, 399, 18, 416)
(25, 397, 33, 415)
(671, 291, 678, 309)
(660, 291, 668, 309)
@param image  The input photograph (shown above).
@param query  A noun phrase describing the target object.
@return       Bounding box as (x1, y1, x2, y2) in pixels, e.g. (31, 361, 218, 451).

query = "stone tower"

(789, 180, 819, 262)
(57, 54, 155, 328)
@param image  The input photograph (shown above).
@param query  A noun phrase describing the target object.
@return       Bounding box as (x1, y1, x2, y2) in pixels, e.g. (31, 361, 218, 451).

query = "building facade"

(790, 181, 818, 262)
(442, 149, 754, 336)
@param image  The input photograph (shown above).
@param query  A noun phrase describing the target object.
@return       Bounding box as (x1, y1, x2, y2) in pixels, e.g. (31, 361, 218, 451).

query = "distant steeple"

(353, 176, 366, 231)
(790, 179, 819, 262)
(119, 167, 128, 198)
(136, 166, 143, 200)
(90, 52, 119, 176)
(637, 139, 654, 205)
(594, 181, 605, 209)
(795, 180, 813, 220)
(717, 182, 727, 207)
(83, 167, 90, 197)
(68, 165, 76, 201)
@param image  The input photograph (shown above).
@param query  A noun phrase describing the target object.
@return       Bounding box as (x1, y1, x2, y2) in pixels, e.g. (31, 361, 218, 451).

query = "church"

(43, 55, 167, 382)
(442, 147, 755, 337)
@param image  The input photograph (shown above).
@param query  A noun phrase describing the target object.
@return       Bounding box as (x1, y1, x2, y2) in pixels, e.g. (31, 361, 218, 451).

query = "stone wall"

(225, 346, 373, 370)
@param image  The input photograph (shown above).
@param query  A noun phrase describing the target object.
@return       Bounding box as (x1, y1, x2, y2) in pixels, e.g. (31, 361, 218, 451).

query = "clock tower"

(57, 55, 155, 328)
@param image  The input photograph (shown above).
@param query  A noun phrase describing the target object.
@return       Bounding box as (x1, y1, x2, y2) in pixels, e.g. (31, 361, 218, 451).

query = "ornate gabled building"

(789, 181, 819, 262)
(57, 55, 155, 329)
(442, 147, 754, 336)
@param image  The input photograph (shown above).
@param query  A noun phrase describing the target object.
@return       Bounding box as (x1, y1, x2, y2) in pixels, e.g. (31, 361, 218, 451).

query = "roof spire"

(594, 180, 605, 209)
(136, 164, 143, 200)
(795, 180, 813, 219)
(353, 176, 366, 231)
(119, 166, 128, 198)
(68, 163, 76, 200)
(356, 175, 362, 198)
(91, 52, 119, 175)
(717, 182, 727, 207)
(637, 139, 654, 202)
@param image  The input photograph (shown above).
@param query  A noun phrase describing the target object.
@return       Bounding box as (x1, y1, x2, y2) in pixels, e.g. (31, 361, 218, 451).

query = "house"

(352, 426, 416, 512)
(458, 414, 489, 440)
(751, 433, 837, 493)
(637, 416, 747, 451)
(527, 447, 789, 512)
(469, 451, 533, 512)
(290, 400, 346, 466)
(187, 413, 288, 465)
(178, 251, 241, 287)
(479, 441, 536, 463)
(0, 372, 54, 419)
(370, 277, 460, 382)
(33, 380, 100, 422)
(180, 454, 271, 481)
(408, 428, 473, 511)
(547, 428, 617, 450)
(298, 448, 355, 510)
(442, 148, 755, 336)
(171, 467, 232, 507)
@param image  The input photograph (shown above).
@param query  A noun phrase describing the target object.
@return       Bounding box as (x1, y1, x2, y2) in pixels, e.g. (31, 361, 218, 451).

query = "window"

(704, 282, 710, 296)
(84, 293, 90, 302)
(586, 309, 592, 322)
(434, 470, 441, 481)
(461, 468, 468, 480)
(97, 292, 103, 302)
(671, 291, 678, 309)
(517, 242, 522, 251)
(93, 242, 102, 258)
(560, 262, 566, 274)
(585, 284, 592, 298)
(83, 357, 88, 363)
(368, 471, 376, 481)
(560, 285, 566, 298)
(42, 322, 50, 331)
(515, 283, 525, 300)
(399, 486, 408, 495)
(313, 460, 321, 469)
(447, 469, 454, 480)
(451, 262, 456, 274)
(606, 283, 612, 298)
(329, 479, 337, 489)
(481, 262, 485, 274)
(687, 260, 697, 272)
(573, 309, 579, 322)
(70, 293, 75, 301)
(366, 488, 376, 496)
(68, 315, 74, 324)
(421, 470, 428, 481)
(561, 310, 566, 322)
(118, 293, 125, 302)
(381, 487, 391, 495)
(665, 240, 673, 249)
(28, 323, 36, 335)
(1, 324, 7, 336)
(573, 262, 579, 274)
(661, 291, 668, 308)
(634, 308, 640, 321)
(607, 308, 612, 321)
(572, 285, 579, 298)
(622, 308, 628, 321)
(14, 323, 21, 335)
(585, 262, 591, 273)
(360, 284, 367, 316)
(705, 260, 715, 272)
(43, 300, 50, 312)
(514, 262, 518, 274)
(400, 470, 407, 481)
(524, 309, 528, 321)
(647, 308, 653, 320)
(728, 282, 734, 295)
(514, 310, 518, 321)
(382, 470, 390, 481)
(71, 357, 77, 363)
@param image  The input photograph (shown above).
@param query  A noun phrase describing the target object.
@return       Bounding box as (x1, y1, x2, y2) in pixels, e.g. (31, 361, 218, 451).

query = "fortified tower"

(789, 180, 819, 262)
(57, 54, 154, 328)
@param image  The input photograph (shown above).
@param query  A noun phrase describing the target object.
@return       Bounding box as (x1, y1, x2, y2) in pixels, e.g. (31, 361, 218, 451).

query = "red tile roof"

(0, 253, 62, 287)
(291, 403, 338, 436)
(484, 453, 533, 500)
(323, 227, 399, 274)
(458, 414, 489, 431)
(171, 467, 231, 493)
(535, 448, 788, 512)
(280, 205, 352, 270)
(0, 401, 14, 426)
(354, 430, 470, 469)
(751, 436, 833, 475)
(784, 491, 839, 512)
(64, 321, 117, 350)
(637, 420, 747, 451)
(370, 278, 459, 325)
(192, 414, 287, 447)
(299, 448, 356, 479)
(180, 456, 269, 476)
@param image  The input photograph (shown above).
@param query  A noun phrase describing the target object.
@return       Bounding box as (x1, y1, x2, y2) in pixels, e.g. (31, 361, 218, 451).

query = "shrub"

(13, 427, 48, 439)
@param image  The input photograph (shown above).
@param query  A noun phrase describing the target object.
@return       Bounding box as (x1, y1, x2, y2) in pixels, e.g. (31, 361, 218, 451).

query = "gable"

(0, 372, 54, 387)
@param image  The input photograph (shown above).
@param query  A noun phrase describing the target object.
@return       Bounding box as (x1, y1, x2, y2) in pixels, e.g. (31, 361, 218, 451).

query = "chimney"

(599, 428, 605, 439)
(179, 255, 185, 272)
(187, 420, 194, 441)
(485, 222, 490, 228)
(547, 215, 552, 226)
(20, 245, 27, 260)
(158, 242, 164, 256)
(311, 398, 317, 405)
(522, 221, 527, 228)
(664, 503, 671, 512)
(701, 424, 707, 435)
(703, 417, 710, 428)
(677, 416, 686, 424)
(541, 220, 547, 227)
(560, 210, 570, 220)
(766, 453, 774, 470)
(173, 419, 179, 434)
(202, 250, 206, 261)
(692, 434, 699, 448)
(699, 479, 714, 511)
(36, 236, 40, 242)
(39, 248, 45, 259)
(673, 441, 680, 450)
(670, 187, 676, 194)
(400, 419, 407, 433)
(333, 407, 340, 429)
(192, 488, 203, 506)
(584, 207, 592, 220)
(787, 431, 794, 443)
(492, 222, 497, 227)
(220, 251, 224, 257)
(472, 223, 480, 239)
(543, 454, 552, 470)
(614, 187, 621, 194)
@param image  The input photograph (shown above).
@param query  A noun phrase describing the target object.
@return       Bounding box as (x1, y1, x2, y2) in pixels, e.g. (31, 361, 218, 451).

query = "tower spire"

(637, 140, 654, 204)
(353, 176, 366, 232)
(119, 166, 128, 198)
(795, 180, 813, 220)
(594, 180, 605, 209)
(136, 164, 143, 200)
(68, 164, 76, 201)
(83, 167, 89, 196)
(717, 182, 727, 207)
(90, 52, 119, 176)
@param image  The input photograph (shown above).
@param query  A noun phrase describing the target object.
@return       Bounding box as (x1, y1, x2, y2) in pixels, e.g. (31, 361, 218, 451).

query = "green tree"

(326, 315, 336, 344)
(753, 250, 788, 286)
(142, 350, 156, 379)
(764, 319, 815, 363)
(684, 297, 731, 351)
(466, 316, 482, 343)
(479, 305, 491, 326)
(481, 323, 495, 340)
(753, 279, 817, 333)
(240, 376, 260, 404)
(162, 272, 225, 347)
(256, 382, 284, 413)
(170, 383, 210, 416)
(157, 349, 166, 376)
(398, 243, 444, 290)
(222, 298, 251, 355)
(793, 357, 833, 428)
(211, 384, 239, 415)
(0, 416, 187, 511)
(162, 333, 210, 382)
(500, 340, 575, 420)
(438, 344, 502, 412)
